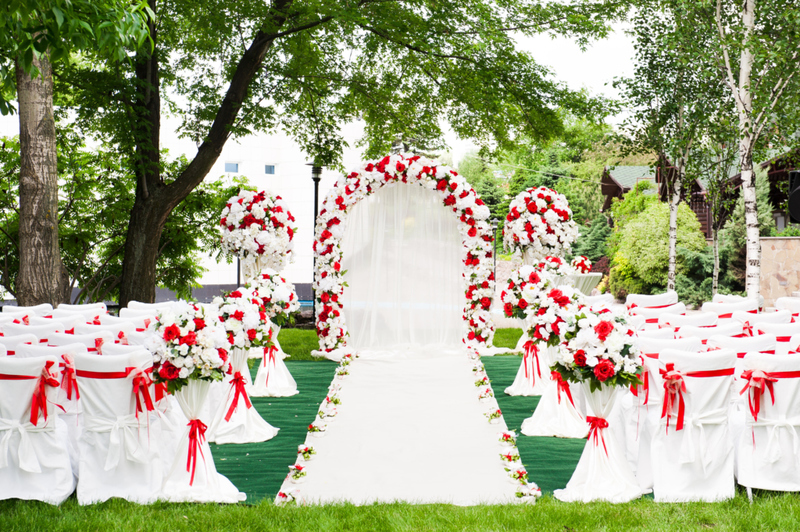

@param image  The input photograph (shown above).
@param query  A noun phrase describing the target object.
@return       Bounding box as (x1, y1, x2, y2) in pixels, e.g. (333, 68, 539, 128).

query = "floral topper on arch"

(313, 153, 496, 352)
(503, 186, 578, 262)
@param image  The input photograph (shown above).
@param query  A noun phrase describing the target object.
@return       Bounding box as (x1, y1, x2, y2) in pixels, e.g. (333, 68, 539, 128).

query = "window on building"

(265, 164, 276, 175)
(224, 162, 239, 173)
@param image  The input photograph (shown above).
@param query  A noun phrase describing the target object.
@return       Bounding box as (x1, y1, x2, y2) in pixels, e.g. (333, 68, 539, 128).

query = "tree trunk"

(117, 0, 294, 307)
(667, 160, 683, 292)
(712, 226, 719, 295)
(15, 52, 69, 306)
(739, 0, 760, 299)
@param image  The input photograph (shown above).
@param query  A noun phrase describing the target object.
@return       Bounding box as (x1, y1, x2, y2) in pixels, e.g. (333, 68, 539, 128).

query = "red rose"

(158, 361, 180, 380)
(593, 359, 616, 382)
(573, 349, 587, 367)
(162, 324, 181, 342)
(528, 272, 540, 284)
(518, 299, 528, 310)
(218, 348, 228, 364)
(193, 318, 206, 331)
(179, 330, 197, 346)
(320, 292, 330, 304)
(594, 320, 615, 341)
(548, 289, 570, 307)
(247, 329, 258, 342)
(480, 297, 492, 310)
(232, 310, 245, 321)
(504, 302, 514, 317)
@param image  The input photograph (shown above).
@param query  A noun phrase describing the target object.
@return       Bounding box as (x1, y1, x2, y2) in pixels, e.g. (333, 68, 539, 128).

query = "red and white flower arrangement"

(288, 464, 306, 482)
(149, 301, 231, 393)
(485, 408, 503, 423)
(503, 186, 579, 262)
(297, 444, 316, 461)
(245, 268, 300, 327)
(500, 265, 550, 320)
(313, 153, 495, 352)
(551, 308, 641, 392)
(526, 285, 582, 348)
(498, 431, 517, 446)
(571, 255, 592, 274)
(500, 450, 521, 463)
(219, 190, 297, 273)
(212, 287, 273, 351)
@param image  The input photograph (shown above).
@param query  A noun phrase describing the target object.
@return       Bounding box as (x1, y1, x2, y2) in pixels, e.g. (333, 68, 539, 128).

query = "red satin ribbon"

(64, 328, 74, 335)
(742, 322, 754, 336)
(224, 371, 253, 422)
(628, 302, 674, 310)
(155, 382, 168, 402)
(776, 336, 793, 342)
(522, 340, 541, 385)
(645, 318, 659, 324)
(263, 345, 278, 387)
(740, 370, 800, 421)
(59, 354, 80, 401)
(660, 364, 735, 432)
(586, 416, 609, 455)
(550, 370, 574, 407)
(0, 361, 60, 426)
(718, 313, 733, 319)
(186, 419, 208, 485)
(94, 337, 104, 354)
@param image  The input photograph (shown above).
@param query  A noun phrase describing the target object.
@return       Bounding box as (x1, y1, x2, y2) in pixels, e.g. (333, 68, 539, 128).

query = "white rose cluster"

(245, 267, 300, 327)
(219, 189, 297, 272)
(149, 301, 231, 390)
(313, 153, 496, 352)
(503, 187, 579, 262)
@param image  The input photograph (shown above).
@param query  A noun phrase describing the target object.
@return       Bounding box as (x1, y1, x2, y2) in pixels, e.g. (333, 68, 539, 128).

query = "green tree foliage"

(571, 216, 612, 263)
(609, 201, 706, 298)
(0, 134, 244, 301)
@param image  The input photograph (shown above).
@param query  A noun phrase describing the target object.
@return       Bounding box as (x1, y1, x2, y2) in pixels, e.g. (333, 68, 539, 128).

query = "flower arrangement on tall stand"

(551, 308, 644, 503)
(503, 187, 578, 265)
(246, 269, 300, 397)
(206, 287, 280, 444)
(219, 190, 297, 281)
(150, 301, 245, 503)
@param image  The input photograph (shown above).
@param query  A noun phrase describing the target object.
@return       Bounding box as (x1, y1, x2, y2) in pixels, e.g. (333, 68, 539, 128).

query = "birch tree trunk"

(739, 0, 760, 299)
(712, 226, 719, 295)
(15, 52, 68, 306)
(667, 165, 681, 291)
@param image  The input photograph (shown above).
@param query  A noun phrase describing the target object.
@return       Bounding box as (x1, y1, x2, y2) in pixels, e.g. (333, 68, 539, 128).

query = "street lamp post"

(307, 163, 323, 308)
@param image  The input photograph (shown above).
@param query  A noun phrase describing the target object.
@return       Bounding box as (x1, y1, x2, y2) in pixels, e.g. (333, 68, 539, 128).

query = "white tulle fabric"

(74, 352, 162, 505)
(520, 350, 588, 438)
(0, 356, 75, 504)
(279, 347, 520, 505)
(250, 327, 299, 397)
(161, 380, 245, 503)
(736, 354, 800, 491)
(505, 344, 551, 396)
(650, 350, 736, 502)
(554, 382, 642, 503)
(341, 183, 464, 349)
(208, 348, 279, 444)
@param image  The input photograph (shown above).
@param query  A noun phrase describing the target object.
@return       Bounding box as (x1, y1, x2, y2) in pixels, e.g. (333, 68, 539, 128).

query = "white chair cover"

(756, 321, 800, 339)
(736, 353, 800, 491)
(583, 293, 614, 310)
(630, 303, 686, 327)
(73, 322, 135, 345)
(126, 301, 176, 311)
(47, 331, 114, 355)
(650, 349, 736, 502)
(733, 309, 791, 326)
(57, 302, 107, 313)
(0, 356, 75, 504)
(116, 309, 156, 331)
(676, 322, 744, 344)
(50, 308, 105, 322)
(554, 382, 643, 502)
(636, 328, 675, 340)
(520, 347, 588, 438)
(1, 322, 65, 341)
(0, 334, 38, 355)
(659, 312, 717, 330)
(702, 300, 759, 322)
(707, 334, 778, 359)
(775, 297, 800, 315)
(208, 348, 279, 444)
(626, 291, 678, 309)
(74, 351, 162, 504)
(714, 293, 765, 308)
(1, 303, 54, 316)
(161, 379, 246, 503)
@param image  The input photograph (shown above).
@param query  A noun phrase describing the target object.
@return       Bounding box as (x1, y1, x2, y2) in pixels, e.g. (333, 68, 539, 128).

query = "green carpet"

(207, 353, 584, 503)
(482, 356, 585, 494)
(209, 360, 337, 504)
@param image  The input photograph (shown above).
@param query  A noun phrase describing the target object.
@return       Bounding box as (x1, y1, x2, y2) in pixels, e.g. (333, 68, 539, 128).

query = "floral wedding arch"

(313, 153, 497, 353)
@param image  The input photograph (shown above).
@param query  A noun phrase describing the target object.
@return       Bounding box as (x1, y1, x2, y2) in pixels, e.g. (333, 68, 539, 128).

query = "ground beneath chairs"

(209, 357, 585, 503)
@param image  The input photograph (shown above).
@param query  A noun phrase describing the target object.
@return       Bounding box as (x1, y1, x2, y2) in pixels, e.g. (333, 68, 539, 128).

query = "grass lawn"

(4, 328, 800, 530)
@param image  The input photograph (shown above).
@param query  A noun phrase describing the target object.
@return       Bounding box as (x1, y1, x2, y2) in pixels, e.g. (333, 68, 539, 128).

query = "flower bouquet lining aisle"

(552, 308, 644, 503)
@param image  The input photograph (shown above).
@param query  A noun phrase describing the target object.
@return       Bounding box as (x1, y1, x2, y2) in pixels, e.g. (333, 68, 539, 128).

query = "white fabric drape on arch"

(341, 183, 464, 349)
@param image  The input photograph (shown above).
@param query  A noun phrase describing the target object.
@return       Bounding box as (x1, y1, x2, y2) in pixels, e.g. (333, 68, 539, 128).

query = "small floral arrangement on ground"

(571, 255, 592, 274)
(503, 186, 579, 261)
(219, 189, 297, 270)
(325, 394, 341, 406)
(340, 353, 354, 367)
(478, 388, 494, 401)
(298, 445, 316, 461)
(500, 450, 521, 463)
(212, 287, 273, 350)
(148, 301, 230, 393)
(308, 421, 327, 433)
(472, 363, 485, 373)
(485, 409, 502, 422)
(245, 268, 300, 327)
(475, 376, 490, 387)
(289, 464, 306, 481)
(498, 431, 517, 446)
(507, 467, 528, 483)
(551, 308, 641, 392)
(276, 490, 298, 504)
(335, 366, 349, 378)
(318, 404, 338, 418)
(516, 483, 542, 499)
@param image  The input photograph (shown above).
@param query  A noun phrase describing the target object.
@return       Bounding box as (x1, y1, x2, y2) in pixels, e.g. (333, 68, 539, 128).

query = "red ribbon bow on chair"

(522, 340, 541, 385)
(550, 370, 574, 407)
(586, 416, 609, 456)
(186, 419, 208, 486)
(31, 360, 60, 426)
(225, 371, 253, 422)
(59, 354, 80, 401)
(660, 363, 686, 432)
(93, 337, 104, 354)
(130, 368, 155, 417)
(742, 321, 754, 337)
(739, 369, 777, 422)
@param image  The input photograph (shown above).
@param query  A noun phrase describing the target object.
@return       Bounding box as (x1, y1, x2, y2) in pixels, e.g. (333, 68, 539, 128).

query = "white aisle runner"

(286, 347, 520, 505)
